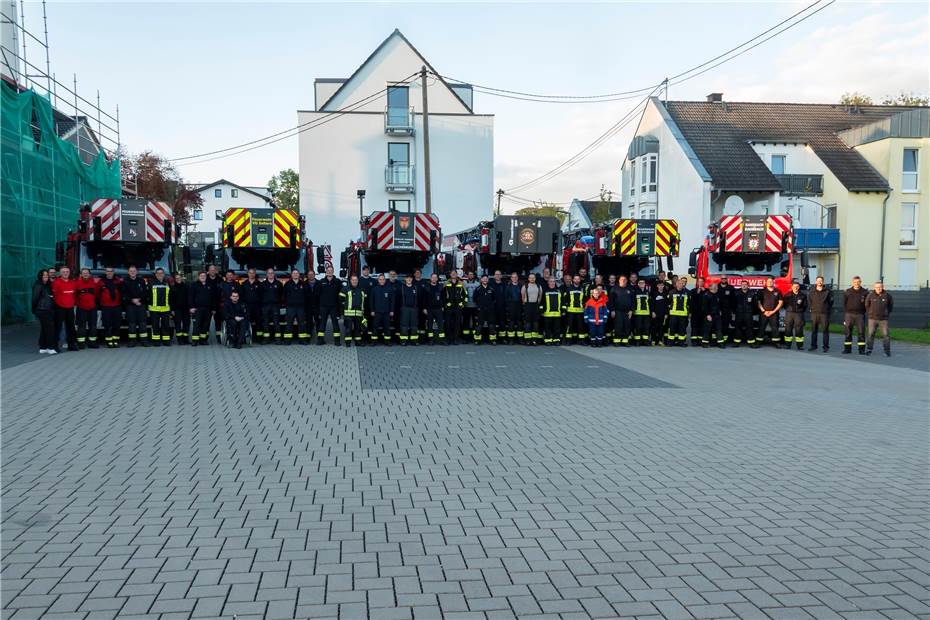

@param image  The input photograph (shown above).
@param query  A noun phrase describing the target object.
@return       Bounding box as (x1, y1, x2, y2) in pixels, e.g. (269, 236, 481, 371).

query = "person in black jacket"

(32, 269, 56, 354)
(782, 281, 807, 350)
(205, 264, 223, 343)
(842, 276, 869, 355)
(170, 272, 190, 344)
(317, 266, 343, 345)
(341, 275, 367, 347)
(472, 275, 497, 344)
(412, 269, 428, 341)
(424, 273, 446, 345)
(224, 290, 248, 349)
(357, 266, 375, 343)
(731, 281, 757, 348)
(503, 272, 523, 343)
(609, 275, 633, 346)
(189, 271, 213, 346)
(121, 265, 148, 347)
(650, 280, 670, 346)
(304, 271, 320, 345)
(807, 276, 833, 352)
(491, 270, 508, 339)
(442, 272, 467, 345)
(689, 277, 706, 346)
(757, 277, 783, 348)
(865, 281, 893, 357)
(398, 275, 420, 345)
(716, 278, 734, 344)
(240, 268, 262, 339)
(370, 274, 395, 345)
(282, 269, 308, 345)
(701, 283, 725, 348)
(260, 268, 283, 344)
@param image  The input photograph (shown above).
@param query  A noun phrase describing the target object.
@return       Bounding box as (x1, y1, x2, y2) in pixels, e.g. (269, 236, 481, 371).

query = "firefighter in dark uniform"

(340, 275, 366, 347)
(689, 277, 706, 346)
(121, 265, 148, 347)
(282, 269, 308, 344)
(424, 273, 446, 345)
(491, 271, 508, 339)
(807, 276, 833, 352)
(667, 279, 690, 346)
(542, 277, 564, 345)
(190, 271, 213, 346)
(304, 271, 320, 346)
(260, 268, 283, 344)
(442, 272, 466, 345)
(170, 272, 190, 345)
(241, 268, 262, 341)
(398, 274, 420, 345)
(503, 272, 523, 343)
(563, 275, 586, 344)
(650, 280, 669, 346)
(220, 270, 242, 314)
(370, 274, 395, 344)
(782, 281, 807, 351)
(224, 290, 247, 349)
(608, 275, 633, 346)
(757, 277, 784, 348)
(412, 269, 427, 341)
(148, 267, 172, 346)
(462, 272, 479, 340)
(472, 274, 497, 344)
(701, 282, 725, 348)
(842, 276, 868, 355)
(99, 268, 122, 348)
(358, 265, 375, 343)
(865, 281, 893, 357)
(716, 277, 734, 343)
(522, 273, 543, 345)
(632, 279, 651, 346)
(205, 265, 223, 343)
(317, 266, 343, 345)
(732, 281, 757, 348)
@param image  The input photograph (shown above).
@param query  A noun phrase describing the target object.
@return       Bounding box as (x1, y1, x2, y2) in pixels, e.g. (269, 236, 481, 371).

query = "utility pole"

(420, 65, 432, 214)
(495, 189, 503, 217)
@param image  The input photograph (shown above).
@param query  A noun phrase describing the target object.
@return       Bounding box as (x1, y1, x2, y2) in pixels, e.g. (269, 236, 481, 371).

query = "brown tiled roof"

(663, 100, 921, 192)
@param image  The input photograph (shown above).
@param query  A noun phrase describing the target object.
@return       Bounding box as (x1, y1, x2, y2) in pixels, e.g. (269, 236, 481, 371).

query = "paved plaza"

(2, 327, 928, 620)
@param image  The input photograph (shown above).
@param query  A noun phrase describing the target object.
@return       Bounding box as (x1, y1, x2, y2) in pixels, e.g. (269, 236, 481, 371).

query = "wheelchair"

(220, 318, 252, 347)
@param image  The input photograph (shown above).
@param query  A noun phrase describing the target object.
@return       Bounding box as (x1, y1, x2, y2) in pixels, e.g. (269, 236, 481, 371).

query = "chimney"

(706, 93, 723, 103)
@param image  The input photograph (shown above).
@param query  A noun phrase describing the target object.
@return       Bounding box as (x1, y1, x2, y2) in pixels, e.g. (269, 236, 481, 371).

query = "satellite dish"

(723, 195, 744, 214)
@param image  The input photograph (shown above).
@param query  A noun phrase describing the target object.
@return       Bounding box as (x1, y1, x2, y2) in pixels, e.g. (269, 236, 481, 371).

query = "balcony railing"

(384, 106, 414, 135)
(794, 228, 839, 251)
(776, 174, 824, 196)
(385, 164, 415, 193)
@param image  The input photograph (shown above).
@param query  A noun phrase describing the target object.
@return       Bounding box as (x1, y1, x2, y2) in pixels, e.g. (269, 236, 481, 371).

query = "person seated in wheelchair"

(225, 290, 249, 349)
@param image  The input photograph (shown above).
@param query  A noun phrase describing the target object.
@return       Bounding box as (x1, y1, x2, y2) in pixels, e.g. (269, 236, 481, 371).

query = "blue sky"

(25, 1, 930, 211)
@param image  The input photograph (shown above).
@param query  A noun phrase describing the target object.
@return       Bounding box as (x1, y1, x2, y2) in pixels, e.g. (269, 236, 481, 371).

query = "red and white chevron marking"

(145, 201, 174, 242)
(765, 214, 791, 253)
(414, 213, 439, 251)
(368, 211, 394, 249)
(719, 215, 743, 252)
(89, 198, 122, 240)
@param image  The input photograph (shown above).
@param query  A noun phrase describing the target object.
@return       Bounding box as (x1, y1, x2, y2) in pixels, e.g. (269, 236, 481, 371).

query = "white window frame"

(231, 189, 239, 198)
(214, 188, 222, 198)
(630, 160, 636, 196)
(641, 157, 648, 193)
(902, 148, 918, 193)
(647, 154, 658, 192)
(770, 154, 786, 175)
(900, 202, 918, 248)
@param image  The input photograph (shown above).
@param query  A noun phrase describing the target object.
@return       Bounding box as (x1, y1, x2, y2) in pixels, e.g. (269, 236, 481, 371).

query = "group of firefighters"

(33, 262, 896, 356)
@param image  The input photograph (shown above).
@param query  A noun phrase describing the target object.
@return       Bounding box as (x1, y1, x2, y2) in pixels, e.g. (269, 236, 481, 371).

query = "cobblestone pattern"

(2, 343, 928, 620)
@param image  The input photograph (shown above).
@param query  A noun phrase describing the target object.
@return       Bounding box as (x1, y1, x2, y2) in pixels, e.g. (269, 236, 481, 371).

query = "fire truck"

(207, 207, 316, 277)
(451, 215, 561, 278)
(57, 198, 183, 277)
(340, 210, 442, 277)
(561, 218, 680, 280)
(689, 214, 805, 294)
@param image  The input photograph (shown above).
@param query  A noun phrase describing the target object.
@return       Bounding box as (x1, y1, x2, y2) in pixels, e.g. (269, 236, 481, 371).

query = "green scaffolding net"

(1, 81, 121, 323)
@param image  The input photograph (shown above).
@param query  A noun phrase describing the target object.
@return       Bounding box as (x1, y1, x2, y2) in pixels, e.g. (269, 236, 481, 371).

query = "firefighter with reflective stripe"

(224, 290, 248, 348)
(865, 281, 893, 357)
(608, 275, 633, 346)
(190, 271, 214, 346)
(701, 283, 725, 348)
(424, 273, 446, 345)
(75, 268, 101, 349)
(757, 277, 784, 347)
(807, 276, 833, 352)
(412, 269, 428, 340)
(121, 265, 148, 346)
(583, 287, 609, 347)
(689, 278, 706, 346)
(472, 275, 497, 344)
(260, 269, 283, 343)
(282, 269, 308, 344)
(304, 272, 320, 346)
(358, 266, 375, 343)
(491, 271, 508, 338)
(716, 278, 734, 343)
(732, 281, 757, 348)
(220, 270, 242, 326)
(462, 272, 479, 339)
(632, 279, 651, 346)
(782, 281, 807, 351)
(562, 275, 587, 344)
(398, 275, 420, 345)
(148, 268, 172, 346)
(667, 279, 690, 346)
(241, 268, 262, 340)
(542, 278, 564, 345)
(205, 265, 223, 343)
(521, 274, 543, 345)
(842, 276, 868, 355)
(370, 274, 396, 344)
(650, 281, 669, 346)
(442, 272, 466, 344)
(317, 267, 343, 345)
(340, 275, 366, 347)
(99, 268, 122, 348)
(503, 272, 523, 343)
(170, 272, 190, 345)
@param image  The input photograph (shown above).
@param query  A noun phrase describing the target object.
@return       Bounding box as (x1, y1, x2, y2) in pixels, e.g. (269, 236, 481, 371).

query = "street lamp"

(357, 189, 366, 225)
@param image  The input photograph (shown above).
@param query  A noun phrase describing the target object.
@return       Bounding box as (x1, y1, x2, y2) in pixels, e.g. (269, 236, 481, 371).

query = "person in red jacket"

(50, 266, 79, 351)
(74, 268, 101, 349)
(98, 268, 123, 348)
(583, 287, 609, 347)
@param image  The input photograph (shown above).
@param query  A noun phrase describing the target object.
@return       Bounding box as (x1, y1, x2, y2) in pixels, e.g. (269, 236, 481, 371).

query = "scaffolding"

(0, 1, 122, 323)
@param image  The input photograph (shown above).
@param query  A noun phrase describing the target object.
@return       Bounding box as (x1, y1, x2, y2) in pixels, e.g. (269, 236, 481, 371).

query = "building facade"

(298, 30, 494, 249)
(621, 95, 927, 288)
(562, 199, 623, 233)
(184, 179, 272, 244)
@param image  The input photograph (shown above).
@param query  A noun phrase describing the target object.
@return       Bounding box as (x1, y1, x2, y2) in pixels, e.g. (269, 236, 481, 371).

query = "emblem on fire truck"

(519, 227, 535, 245)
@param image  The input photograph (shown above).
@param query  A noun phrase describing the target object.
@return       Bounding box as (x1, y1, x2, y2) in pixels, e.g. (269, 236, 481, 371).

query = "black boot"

(842, 344, 851, 354)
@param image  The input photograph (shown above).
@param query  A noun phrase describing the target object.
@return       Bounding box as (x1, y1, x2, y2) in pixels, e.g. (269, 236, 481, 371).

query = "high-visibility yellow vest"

(342, 289, 365, 317)
(670, 291, 689, 316)
(565, 289, 584, 313)
(634, 292, 650, 315)
(543, 290, 562, 317)
(148, 283, 170, 312)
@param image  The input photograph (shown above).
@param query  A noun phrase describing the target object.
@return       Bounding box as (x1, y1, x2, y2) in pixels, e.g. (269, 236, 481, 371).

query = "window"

(630, 161, 636, 196)
(900, 203, 918, 247)
(646, 154, 658, 192)
(389, 199, 410, 212)
(214, 189, 222, 198)
(231, 189, 239, 198)
(387, 86, 410, 126)
(903, 149, 918, 191)
(824, 205, 837, 228)
(641, 158, 648, 193)
(639, 207, 656, 219)
(387, 142, 411, 185)
(771, 155, 786, 175)
(193, 208, 203, 221)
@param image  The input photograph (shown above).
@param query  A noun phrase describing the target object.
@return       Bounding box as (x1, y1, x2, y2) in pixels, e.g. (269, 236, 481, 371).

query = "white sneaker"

(39, 349, 47, 354)
(46, 349, 57, 355)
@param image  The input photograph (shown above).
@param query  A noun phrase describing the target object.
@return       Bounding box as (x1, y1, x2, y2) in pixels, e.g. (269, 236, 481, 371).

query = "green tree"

(587, 185, 615, 226)
(880, 91, 929, 106)
(514, 202, 566, 225)
(840, 92, 873, 106)
(268, 169, 300, 212)
(120, 149, 202, 225)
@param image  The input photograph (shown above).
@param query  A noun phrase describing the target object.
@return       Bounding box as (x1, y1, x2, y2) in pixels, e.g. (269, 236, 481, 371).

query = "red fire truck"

(560, 218, 680, 280)
(57, 198, 183, 277)
(689, 214, 805, 294)
(341, 210, 442, 277)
